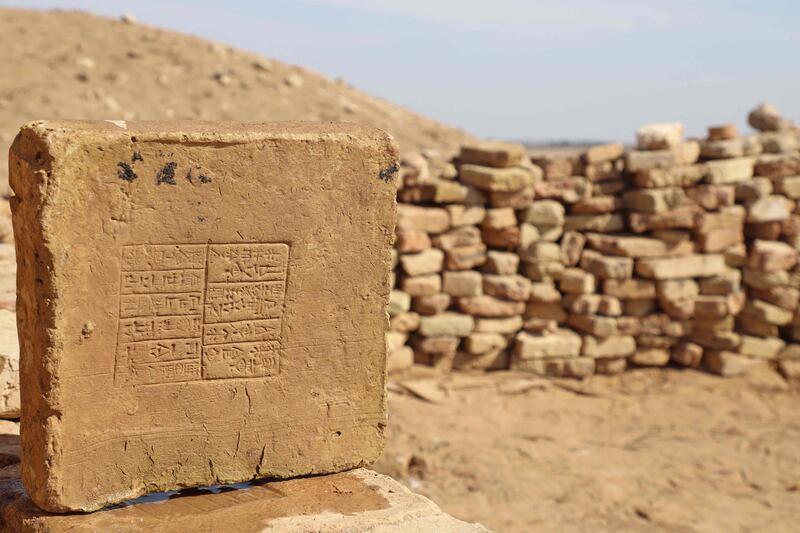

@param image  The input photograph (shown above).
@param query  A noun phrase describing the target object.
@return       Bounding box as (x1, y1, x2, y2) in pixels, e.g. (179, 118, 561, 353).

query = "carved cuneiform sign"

(115, 243, 289, 385)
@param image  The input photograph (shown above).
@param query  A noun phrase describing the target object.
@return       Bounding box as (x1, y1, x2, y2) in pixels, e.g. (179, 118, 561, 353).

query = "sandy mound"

(0, 8, 474, 192)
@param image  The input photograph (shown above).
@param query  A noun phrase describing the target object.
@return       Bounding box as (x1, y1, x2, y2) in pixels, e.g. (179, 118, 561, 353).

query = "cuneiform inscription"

(115, 243, 289, 385)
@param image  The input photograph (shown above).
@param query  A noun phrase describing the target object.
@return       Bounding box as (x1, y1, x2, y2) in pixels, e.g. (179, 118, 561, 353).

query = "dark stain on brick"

(378, 163, 399, 182)
(156, 161, 178, 185)
(116, 162, 137, 182)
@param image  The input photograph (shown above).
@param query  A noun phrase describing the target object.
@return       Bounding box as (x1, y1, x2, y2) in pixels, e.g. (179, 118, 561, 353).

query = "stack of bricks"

(387, 103, 800, 379)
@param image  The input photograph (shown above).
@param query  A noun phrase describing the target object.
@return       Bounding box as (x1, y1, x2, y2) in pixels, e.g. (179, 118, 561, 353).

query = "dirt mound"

(0, 8, 474, 191)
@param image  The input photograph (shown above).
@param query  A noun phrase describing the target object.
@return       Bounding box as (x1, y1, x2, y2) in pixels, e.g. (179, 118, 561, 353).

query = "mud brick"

(628, 206, 702, 233)
(741, 299, 794, 325)
(636, 254, 726, 279)
(400, 248, 444, 276)
(637, 335, 678, 349)
(738, 317, 779, 338)
(595, 357, 627, 374)
(523, 318, 559, 333)
(397, 204, 450, 234)
(563, 294, 622, 316)
(402, 274, 442, 296)
(771, 175, 800, 199)
(458, 296, 525, 318)
(412, 293, 451, 315)
(583, 160, 623, 182)
(525, 302, 567, 323)
(481, 225, 521, 250)
(483, 250, 519, 275)
(694, 315, 735, 332)
(10, 121, 397, 512)
(748, 286, 800, 311)
(459, 164, 537, 192)
(464, 333, 508, 354)
(685, 185, 735, 210)
(705, 158, 755, 184)
(640, 314, 687, 337)
(474, 316, 523, 335)
(558, 268, 596, 294)
(658, 296, 696, 320)
(708, 124, 738, 141)
(583, 142, 624, 164)
(626, 142, 700, 172)
(633, 164, 706, 188)
(459, 141, 527, 168)
(529, 282, 562, 303)
(656, 279, 699, 300)
(571, 196, 623, 214)
(445, 243, 487, 270)
(523, 200, 565, 226)
(586, 233, 693, 258)
(623, 187, 687, 213)
(747, 195, 794, 223)
(513, 329, 582, 359)
(603, 279, 656, 299)
(388, 290, 412, 316)
(489, 187, 535, 209)
(519, 241, 561, 264)
(630, 349, 670, 366)
(564, 214, 625, 233)
(567, 314, 618, 337)
(396, 228, 431, 253)
(581, 335, 636, 358)
(701, 138, 744, 159)
(704, 351, 764, 377)
(418, 313, 474, 337)
(446, 204, 486, 227)
(748, 239, 798, 271)
(533, 176, 591, 203)
(753, 154, 800, 178)
(671, 342, 703, 367)
(690, 330, 741, 351)
(735, 177, 773, 202)
(433, 226, 482, 250)
(580, 250, 633, 279)
(443, 271, 483, 297)
(390, 312, 421, 333)
(560, 231, 586, 266)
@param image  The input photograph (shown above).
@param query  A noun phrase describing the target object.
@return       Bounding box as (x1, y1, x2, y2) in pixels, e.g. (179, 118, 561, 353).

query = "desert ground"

(376, 367, 800, 532)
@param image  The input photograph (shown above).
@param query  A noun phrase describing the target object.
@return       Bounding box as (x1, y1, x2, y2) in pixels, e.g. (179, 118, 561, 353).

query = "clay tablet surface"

(9, 120, 398, 512)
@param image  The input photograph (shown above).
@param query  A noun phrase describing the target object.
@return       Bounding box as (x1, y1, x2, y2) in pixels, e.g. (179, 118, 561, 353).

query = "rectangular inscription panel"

(114, 243, 289, 385)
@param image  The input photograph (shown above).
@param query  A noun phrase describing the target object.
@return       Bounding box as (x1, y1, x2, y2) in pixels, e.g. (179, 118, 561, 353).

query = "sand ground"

(375, 367, 800, 532)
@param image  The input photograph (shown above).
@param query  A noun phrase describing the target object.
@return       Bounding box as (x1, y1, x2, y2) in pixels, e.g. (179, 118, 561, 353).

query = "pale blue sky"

(4, 0, 799, 142)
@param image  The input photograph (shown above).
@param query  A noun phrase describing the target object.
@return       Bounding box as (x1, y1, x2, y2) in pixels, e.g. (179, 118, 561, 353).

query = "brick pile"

(387, 103, 800, 379)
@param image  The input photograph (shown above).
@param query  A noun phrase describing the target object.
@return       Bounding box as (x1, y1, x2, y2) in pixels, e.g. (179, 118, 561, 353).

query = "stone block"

(560, 231, 586, 267)
(390, 312, 421, 333)
(533, 176, 591, 203)
(442, 271, 483, 297)
(458, 296, 525, 318)
(398, 180, 468, 203)
(748, 102, 793, 132)
(623, 187, 687, 213)
(636, 122, 684, 150)
(474, 316, 523, 334)
(747, 195, 793, 223)
(418, 313, 474, 337)
(513, 329, 582, 359)
(445, 244, 487, 270)
(529, 282, 561, 303)
(489, 187, 535, 209)
(630, 349, 670, 366)
(459, 164, 536, 192)
(412, 293, 452, 315)
(595, 357, 627, 374)
(570, 196, 622, 214)
(739, 335, 785, 359)
(400, 248, 444, 276)
(580, 250, 633, 279)
(10, 121, 397, 511)
(558, 268, 595, 294)
(584, 160, 624, 182)
(413, 335, 459, 357)
(581, 335, 636, 358)
(396, 229, 431, 253)
(481, 225, 521, 250)
(387, 345, 414, 373)
(760, 131, 799, 153)
(754, 154, 800, 178)
(482, 274, 531, 301)
(446, 205, 486, 227)
(583, 142, 624, 164)
(700, 138, 744, 159)
(636, 254, 726, 279)
(0, 468, 489, 533)
(685, 185, 735, 210)
(628, 206, 701, 233)
(397, 204, 450, 234)
(482, 250, 519, 275)
(388, 290, 412, 316)
(690, 329, 741, 351)
(735, 177, 773, 202)
(624, 298, 657, 316)
(586, 233, 694, 258)
(564, 294, 622, 316)
(771, 175, 800, 199)
(741, 299, 794, 325)
(433, 226, 482, 250)
(708, 124, 738, 141)
(530, 154, 581, 179)
(748, 285, 800, 311)
(567, 314, 618, 337)
(704, 351, 763, 377)
(705, 158, 755, 184)
(453, 349, 509, 371)
(748, 239, 798, 271)
(464, 333, 507, 354)
(524, 302, 567, 323)
(459, 141, 527, 168)
(561, 357, 595, 377)
(602, 279, 656, 299)
(671, 342, 703, 367)
(699, 270, 741, 295)
(402, 274, 442, 296)
(0, 310, 19, 418)
(522, 200, 565, 226)
(633, 164, 706, 188)
(482, 207, 517, 230)
(564, 214, 625, 233)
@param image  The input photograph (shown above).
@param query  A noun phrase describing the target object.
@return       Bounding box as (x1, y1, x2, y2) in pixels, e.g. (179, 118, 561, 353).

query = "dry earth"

(0, 8, 474, 192)
(375, 368, 800, 532)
